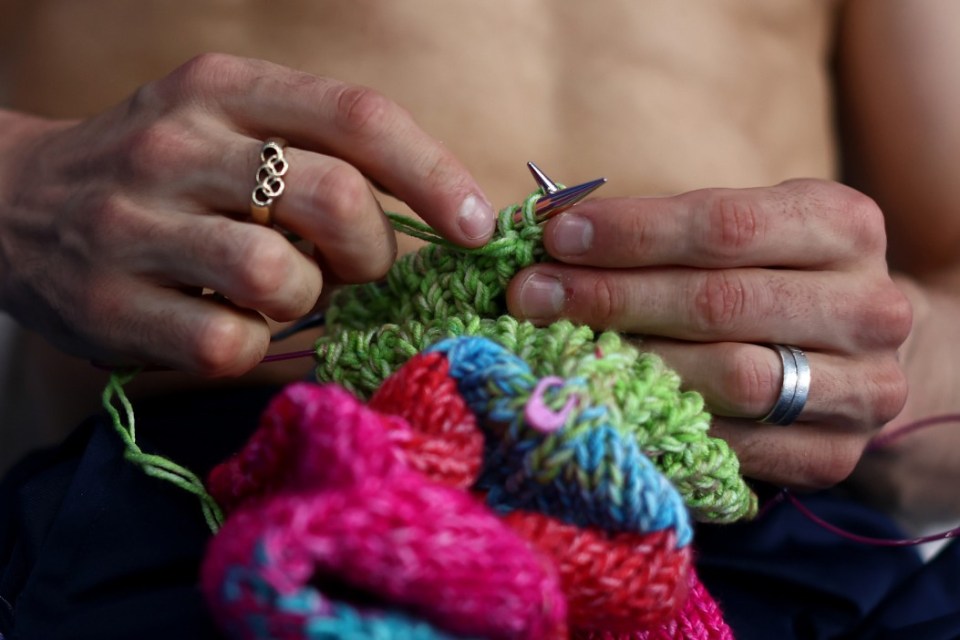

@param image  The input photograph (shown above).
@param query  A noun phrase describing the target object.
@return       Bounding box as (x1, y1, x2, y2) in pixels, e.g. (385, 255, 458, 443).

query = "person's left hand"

(506, 179, 912, 489)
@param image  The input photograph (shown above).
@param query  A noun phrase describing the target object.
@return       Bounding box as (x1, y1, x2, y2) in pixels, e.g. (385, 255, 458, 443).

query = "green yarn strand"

(102, 370, 224, 533)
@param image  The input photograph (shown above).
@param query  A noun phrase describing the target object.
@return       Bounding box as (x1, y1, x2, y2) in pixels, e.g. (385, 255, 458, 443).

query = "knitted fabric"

(574, 570, 735, 640)
(373, 348, 693, 630)
(501, 512, 689, 632)
(204, 382, 568, 639)
(369, 351, 483, 489)
(423, 336, 693, 545)
(314, 193, 756, 524)
(200, 190, 749, 638)
(205, 343, 732, 639)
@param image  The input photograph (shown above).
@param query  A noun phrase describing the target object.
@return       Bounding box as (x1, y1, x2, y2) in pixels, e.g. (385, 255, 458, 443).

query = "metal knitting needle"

(528, 161, 561, 195)
(520, 161, 607, 223)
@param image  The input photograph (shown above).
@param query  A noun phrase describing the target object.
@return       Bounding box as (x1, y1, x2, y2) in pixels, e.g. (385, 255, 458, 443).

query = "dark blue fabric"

(856, 537, 960, 639)
(0, 387, 279, 640)
(2, 386, 959, 639)
(696, 489, 960, 639)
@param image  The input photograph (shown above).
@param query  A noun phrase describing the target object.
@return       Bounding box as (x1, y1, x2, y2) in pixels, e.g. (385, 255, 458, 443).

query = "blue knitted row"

(426, 337, 692, 546)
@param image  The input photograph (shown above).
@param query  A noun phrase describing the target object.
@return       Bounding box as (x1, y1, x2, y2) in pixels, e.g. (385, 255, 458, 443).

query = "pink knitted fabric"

(204, 353, 734, 639)
(207, 380, 412, 513)
(574, 569, 734, 640)
(369, 351, 483, 489)
(366, 352, 724, 636)
(501, 511, 690, 632)
(203, 383, 567, 639)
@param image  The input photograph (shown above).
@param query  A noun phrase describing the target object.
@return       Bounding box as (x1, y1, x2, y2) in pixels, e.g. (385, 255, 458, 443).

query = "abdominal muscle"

(0, 0, 839, 450)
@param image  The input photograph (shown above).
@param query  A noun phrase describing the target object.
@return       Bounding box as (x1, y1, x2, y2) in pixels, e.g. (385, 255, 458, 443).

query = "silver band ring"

(760, 344, 810, 426)
(250, 137, 288, 225)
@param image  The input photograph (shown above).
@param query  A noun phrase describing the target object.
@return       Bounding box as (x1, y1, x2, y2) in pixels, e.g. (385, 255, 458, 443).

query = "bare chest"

(4, 0, 839, 201)
(0, 0, 841, 437)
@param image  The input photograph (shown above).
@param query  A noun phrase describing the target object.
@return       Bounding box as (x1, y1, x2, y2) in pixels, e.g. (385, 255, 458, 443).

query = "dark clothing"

(2, 387, 959, 639)
(0, 387, 278, 640)
(697, 493, 960, 640)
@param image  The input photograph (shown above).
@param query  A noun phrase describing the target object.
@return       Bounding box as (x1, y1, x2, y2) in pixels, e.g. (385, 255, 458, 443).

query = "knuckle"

(91, 193, 130, 228)
(701, 190, 763, 261)
(850, 282, 913, 348)
(236, 235, 294, 301)
(127, 82, 164, 115)
(869, 360, 909, 426)
(190, 314, 256, 377)
(172, 52, 236, 93)
(83, 194, 138, 250)
(724, 347, 781, 415)
(841, 189, 887, 254)
(123, 122, 190, 182)
(807, 444, 862, 489)
(312, 162, 370, 223)
(580, 275, 625, 328)
(880, 287, 914, 345)
(149, 53, 240, 107)
(779, 177, 829, 204)
(625, 208, 653, 255)
(333, 84, 395, 136)
(358, 234, 396, 280)
(692, 271, 747, 336)
(797, 435, 866, 490)
(778, 179, 887, 257)
(304, 163, 396, 282)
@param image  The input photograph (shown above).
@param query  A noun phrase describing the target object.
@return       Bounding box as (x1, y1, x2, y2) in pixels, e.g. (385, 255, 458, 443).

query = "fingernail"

(551, 214, 593, 256)
(457, 193, 495, 241)
(518, 272, 564, 320)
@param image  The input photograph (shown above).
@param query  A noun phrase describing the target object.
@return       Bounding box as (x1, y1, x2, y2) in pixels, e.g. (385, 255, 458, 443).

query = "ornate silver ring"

(250, 137, 288, 225)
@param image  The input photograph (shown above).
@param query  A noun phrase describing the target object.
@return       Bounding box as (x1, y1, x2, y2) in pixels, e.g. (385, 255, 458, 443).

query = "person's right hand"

(0, 54, 495, 376)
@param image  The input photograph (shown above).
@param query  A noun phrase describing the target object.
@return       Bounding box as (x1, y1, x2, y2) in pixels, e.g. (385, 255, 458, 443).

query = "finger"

(708, 417, 871, 490)
(233, 139, 399, 283)
(164, 54, 496, 246)
(260, 148, 398, 285)
(132, 209, 324, 322)
(541, 181, 885, 269)
(92, 279, 271, 377)
(507, 265, 908, 351)
(170, 127, 398, 283)
(640, 339, 907, 428)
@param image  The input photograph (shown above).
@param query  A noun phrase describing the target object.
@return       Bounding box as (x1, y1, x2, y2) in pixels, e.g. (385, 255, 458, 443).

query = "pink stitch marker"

(525, 376, 578, 433)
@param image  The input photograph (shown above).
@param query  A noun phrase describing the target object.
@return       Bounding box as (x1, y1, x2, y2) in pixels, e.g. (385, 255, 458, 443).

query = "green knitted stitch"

(327, 198, 544, 332)
(315, 192, 757, 523)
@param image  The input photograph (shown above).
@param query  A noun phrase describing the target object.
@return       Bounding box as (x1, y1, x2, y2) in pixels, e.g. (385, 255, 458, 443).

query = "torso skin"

(0, 1, 839, 453)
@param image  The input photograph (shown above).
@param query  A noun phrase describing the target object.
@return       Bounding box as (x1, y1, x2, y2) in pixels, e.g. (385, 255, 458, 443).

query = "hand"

(0, 54, 494, 376)
(847, 280, 960, 520)
(507, 179, 911, 489)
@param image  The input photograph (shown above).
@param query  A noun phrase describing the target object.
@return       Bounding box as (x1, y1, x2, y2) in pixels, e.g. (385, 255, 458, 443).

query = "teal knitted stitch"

(314, 192, 757, 523)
